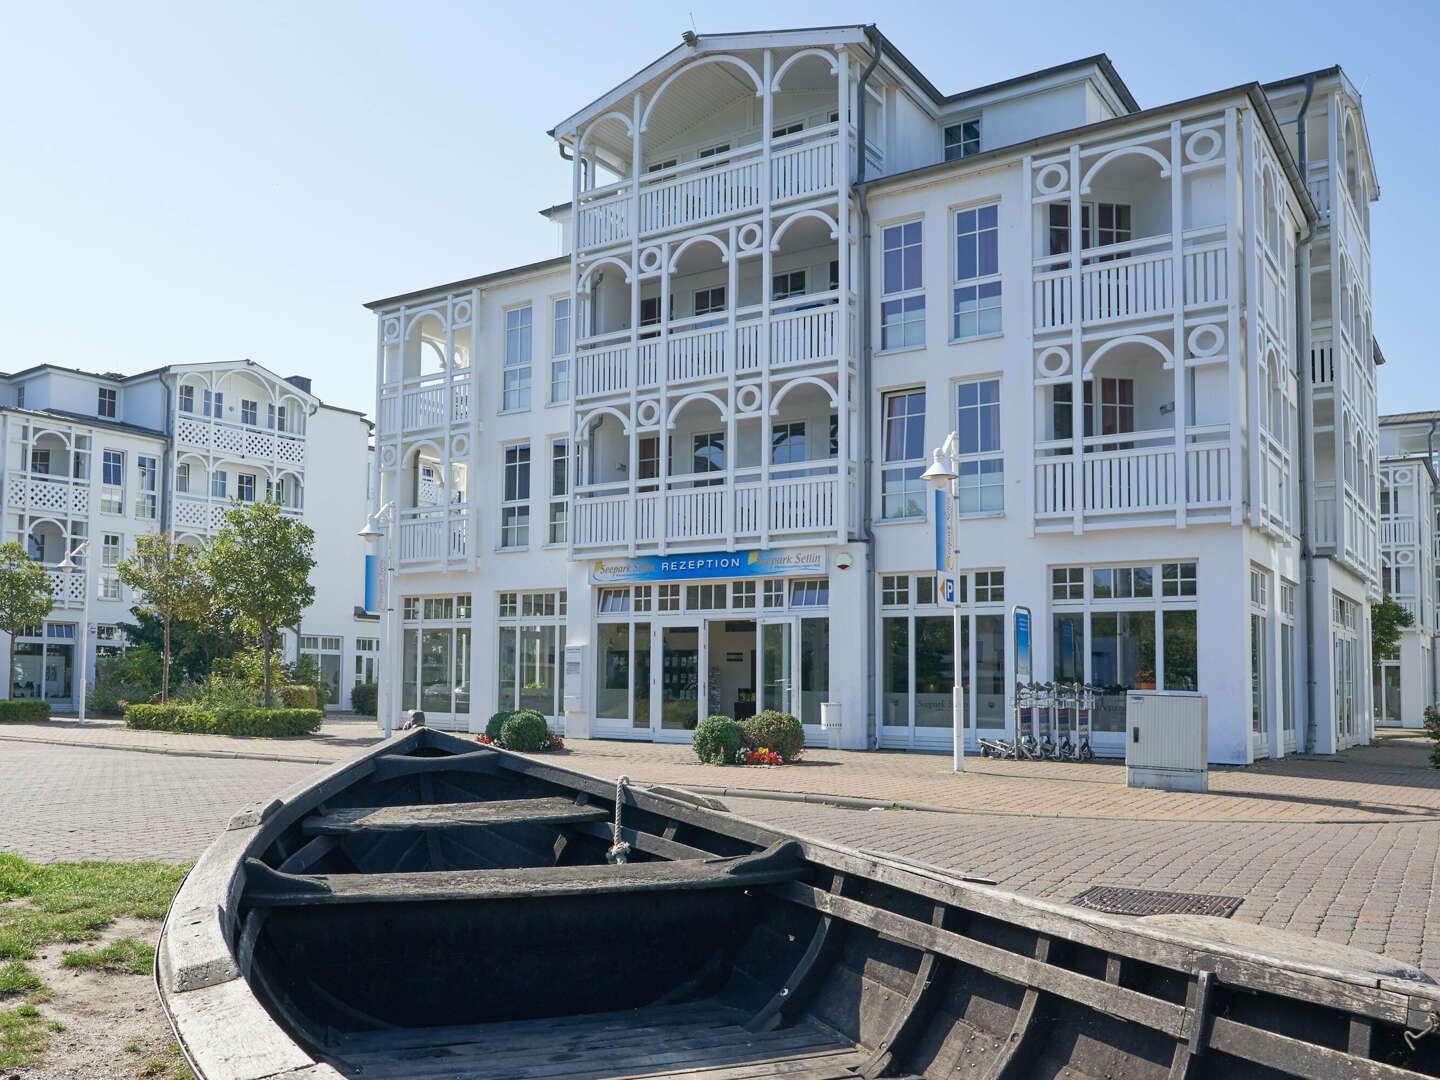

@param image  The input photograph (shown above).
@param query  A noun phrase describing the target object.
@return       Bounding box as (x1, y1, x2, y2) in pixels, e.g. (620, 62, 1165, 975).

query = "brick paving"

(1, 720, 1438, 975)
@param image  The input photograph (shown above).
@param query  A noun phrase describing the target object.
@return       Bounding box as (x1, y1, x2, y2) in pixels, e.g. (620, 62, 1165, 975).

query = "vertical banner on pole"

(363, 554, 381, 615)
(935, 489, 956, 605)
(1013, 605, 1032, 686)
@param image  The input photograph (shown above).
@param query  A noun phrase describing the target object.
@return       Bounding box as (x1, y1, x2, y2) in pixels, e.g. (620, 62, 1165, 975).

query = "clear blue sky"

(1, 0, 1431, 417)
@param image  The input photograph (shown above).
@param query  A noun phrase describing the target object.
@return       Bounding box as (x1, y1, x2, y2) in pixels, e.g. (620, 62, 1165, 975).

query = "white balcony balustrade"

(377, 373, 472, 436)
(1034, 427, 1232, 520)
(44, 567, 86, 608)
(7, 472, 89, 515)
(396, 506, 469, 567)
(1381, 517, 1419, 548)
(173, 493, 302, 533)
(175, 415, 305, 466)
(572, 464, 850, 551)
(575, 126, 840, 252)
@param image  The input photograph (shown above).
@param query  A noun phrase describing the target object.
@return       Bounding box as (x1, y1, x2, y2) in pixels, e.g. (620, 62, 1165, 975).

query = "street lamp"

(56, 540, 91, 725)
(358, 502, 395, 738)
(923, 433, 963, 772)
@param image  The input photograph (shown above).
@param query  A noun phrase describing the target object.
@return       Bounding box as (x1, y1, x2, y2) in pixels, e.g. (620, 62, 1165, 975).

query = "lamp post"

(358, 502, 396, 738)
(56, 540, 91, 725)
(921, 434, 963, 772)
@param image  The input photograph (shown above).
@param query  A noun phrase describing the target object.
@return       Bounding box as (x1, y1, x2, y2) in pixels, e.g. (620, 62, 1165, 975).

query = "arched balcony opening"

(402, 311, 449, 381)
(25, 518, 68, 567)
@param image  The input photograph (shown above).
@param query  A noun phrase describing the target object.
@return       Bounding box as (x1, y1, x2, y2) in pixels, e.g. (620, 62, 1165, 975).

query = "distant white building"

(366, 28, 1381, 763)
(1375, 408, 1438, 727)
(0, 360, 377, 710)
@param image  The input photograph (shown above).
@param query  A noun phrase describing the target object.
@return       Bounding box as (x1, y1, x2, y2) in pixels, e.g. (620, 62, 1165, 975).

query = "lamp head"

(357, 517, 382, 542)
(921, 448, 958, 488)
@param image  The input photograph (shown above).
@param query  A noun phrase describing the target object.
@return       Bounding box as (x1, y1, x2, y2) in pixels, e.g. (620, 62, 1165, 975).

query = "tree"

(0, 543, 55, 701)
(1372, 593, 1415, 663)
(206, 501, 316, 707)
(117, 534, 212, 701)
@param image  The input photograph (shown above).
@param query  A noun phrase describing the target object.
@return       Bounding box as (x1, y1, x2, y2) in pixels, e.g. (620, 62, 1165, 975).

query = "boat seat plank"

(244, 840, 808, 907)
(301, 798, 608, 836)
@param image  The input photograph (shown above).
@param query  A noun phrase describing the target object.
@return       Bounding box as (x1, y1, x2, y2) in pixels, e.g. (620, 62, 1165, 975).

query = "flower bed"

(477, 711, 565, 753)
(1426, 706, 1440, 769)
(693, 711, 803, 765)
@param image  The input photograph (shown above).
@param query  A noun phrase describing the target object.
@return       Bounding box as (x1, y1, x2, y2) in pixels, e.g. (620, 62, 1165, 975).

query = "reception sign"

(590, 548, 825, 585)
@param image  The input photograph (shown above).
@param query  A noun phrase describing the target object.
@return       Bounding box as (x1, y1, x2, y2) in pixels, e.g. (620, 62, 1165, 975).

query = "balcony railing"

(1382, 517, 1419, 548)
(1308, 166, 1331, 224)
(377, 371, 472, 435)
(575, 125, 840, 251)
(175, 415, 305, 466)
(43, 567, 85, 608)
(1032, 228, 1228, 332)
(6, 472, 88, 516)
(173, 493, 301, 533)
(396, 506, 468, 567)
(572, 464, 851, 550)
(1034, 428, 1231, 519)
(575, 297, 842, 400)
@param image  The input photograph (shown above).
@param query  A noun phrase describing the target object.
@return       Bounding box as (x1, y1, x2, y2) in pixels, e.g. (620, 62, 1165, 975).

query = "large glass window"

(974, 613, 1006, 730)
(881, 389, 926, 520)
(1163, 610, 1198, 691)
(1090, 611, 1156, 731)
(501, 444, 530, 548)
(955, 378, 1002, 514)
(548, 438, 568, 545)
(101, 450, 124, 514)
(881, 221, 924, 350)
(953, 204, 1001, 340)
(135, 456, 158, 520)
(503, 305, 533, 411)
(914, 616, 954, 728)
(551, 297, 571, 405)
(882, 617, 909, 728)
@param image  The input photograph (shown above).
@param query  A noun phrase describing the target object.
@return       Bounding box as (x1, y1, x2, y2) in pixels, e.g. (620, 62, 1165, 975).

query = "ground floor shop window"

(400, 594, 472, 720)
(1333, 593, 1361, 741)
(11, 624, 75, 702)
(497, 590, 567, 723)
(354, 637, 379, 687)
(596, 621, 650, 730)
(299, 635, 343, 707)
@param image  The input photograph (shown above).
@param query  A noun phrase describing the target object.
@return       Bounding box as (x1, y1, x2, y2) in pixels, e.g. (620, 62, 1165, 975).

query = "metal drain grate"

(1071, 885, 1243, 919)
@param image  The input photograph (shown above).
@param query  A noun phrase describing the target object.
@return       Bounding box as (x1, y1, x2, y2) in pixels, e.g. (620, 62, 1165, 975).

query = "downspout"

(854, 26, 882, 748)
(1429, 419, 1438, 711)
(1290, 74, 1319, 753)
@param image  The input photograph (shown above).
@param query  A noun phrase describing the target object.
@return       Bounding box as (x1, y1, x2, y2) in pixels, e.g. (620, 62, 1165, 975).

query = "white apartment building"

(0, 361, 377, 710)
(366, 27, 1382, 763)
(1375, 409, 1439, 728)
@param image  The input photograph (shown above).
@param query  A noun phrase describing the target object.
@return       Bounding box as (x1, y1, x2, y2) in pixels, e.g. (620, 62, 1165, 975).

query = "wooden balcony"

(376, 372, 472, 437)
(1381, 517, 1419, 549)
(6, 471, 88, 516)
(43, 567, 86, 609)
(175, 415, 305, 467)
(572, 465, 852, 552)
(174, 493, 301, 533)
(1033, 427, 1232, 525)
(396, 506, 468, 569)
(575, 298, 845, 401)
(1032, 227, 1227, 333)
(575, 125, 840, 253)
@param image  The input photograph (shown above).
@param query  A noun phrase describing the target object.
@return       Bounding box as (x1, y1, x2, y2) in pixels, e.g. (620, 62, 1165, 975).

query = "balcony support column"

(760, 49, 775, 550)
(442, 303, 455, 572)
(658, 237, 672, 557)
(834, 46, 851, 545)
(628, 92, 644, 558)
(467, 286, 481, 570)
(1067, 144, 1083, 534)
(1242, 109, 1262, 531)
(567, 116, 583, 562)
(1169, 119, 1189, 529)
(724, 221, 739, 550)
(1225, 107, 1244, 529)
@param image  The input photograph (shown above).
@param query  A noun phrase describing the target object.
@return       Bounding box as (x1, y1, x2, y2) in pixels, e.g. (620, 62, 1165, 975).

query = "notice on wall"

(563, 645, 584, 712)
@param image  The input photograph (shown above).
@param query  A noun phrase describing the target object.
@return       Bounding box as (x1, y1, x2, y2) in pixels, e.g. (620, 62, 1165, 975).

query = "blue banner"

(935, 489, 956, 605)
(363, 554, 381, 613)
(590, 548, 825, 585)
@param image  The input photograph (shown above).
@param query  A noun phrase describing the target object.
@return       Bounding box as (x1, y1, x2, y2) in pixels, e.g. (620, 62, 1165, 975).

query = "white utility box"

(1125, 692, 1208, 792)
(820, 702, 842, 749)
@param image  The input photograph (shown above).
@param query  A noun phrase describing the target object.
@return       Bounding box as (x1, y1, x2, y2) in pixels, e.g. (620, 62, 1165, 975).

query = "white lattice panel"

(174, 498, 208, 529)
(245, 430, 272, 458)
(214, 426, 244, 454)
(176, 417, 210, 448)
(276, 436, 305, 465)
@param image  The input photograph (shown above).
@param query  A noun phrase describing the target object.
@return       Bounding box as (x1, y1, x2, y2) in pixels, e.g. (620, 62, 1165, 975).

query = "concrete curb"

(0, 733, 334, 766)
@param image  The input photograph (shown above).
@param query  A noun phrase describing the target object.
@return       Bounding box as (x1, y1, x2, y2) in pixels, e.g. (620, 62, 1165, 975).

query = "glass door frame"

(654, 620, 703, 743)
(757, 615, 796, 719)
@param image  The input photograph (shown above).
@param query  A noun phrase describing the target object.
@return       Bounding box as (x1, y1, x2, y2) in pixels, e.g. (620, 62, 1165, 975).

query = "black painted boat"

(157, 728, 1440, 1080)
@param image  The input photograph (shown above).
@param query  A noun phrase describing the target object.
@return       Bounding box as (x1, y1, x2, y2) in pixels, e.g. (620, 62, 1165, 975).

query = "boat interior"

(228, 732, 1440, 1080)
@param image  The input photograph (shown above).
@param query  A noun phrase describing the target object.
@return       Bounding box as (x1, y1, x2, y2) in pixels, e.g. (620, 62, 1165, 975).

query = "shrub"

(1426, 705, 1440, 769)
(0, 700, 50, 723)
(500, 710, 550, 752)
(124, 704, 322, 737)
(179, 672, 263, 710)
(486, 710, 514, 743)
(351, 681, 378, 716)
(739, 709, 805, 763)
(693, 715, 743, 765)
(279, 684, 318, 709)
(89, 647, 163, 715)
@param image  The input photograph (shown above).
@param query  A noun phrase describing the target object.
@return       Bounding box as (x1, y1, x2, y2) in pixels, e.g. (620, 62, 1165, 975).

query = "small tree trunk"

(262, 627, 273, 708)
(162, 616, 171, 703)
(5, 633, 12, 702)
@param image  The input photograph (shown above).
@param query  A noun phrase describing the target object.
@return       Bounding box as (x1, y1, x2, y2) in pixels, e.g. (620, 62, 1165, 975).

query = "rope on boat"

(1405, 1011, 1440, 1051)
(607, 776, 631, 864)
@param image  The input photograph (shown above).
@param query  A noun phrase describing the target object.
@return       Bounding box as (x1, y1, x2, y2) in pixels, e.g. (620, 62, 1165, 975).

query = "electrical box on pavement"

(1125, 692, 1207, 792)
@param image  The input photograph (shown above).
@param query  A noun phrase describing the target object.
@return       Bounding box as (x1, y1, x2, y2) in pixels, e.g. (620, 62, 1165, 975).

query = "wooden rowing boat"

(156, 728, 1440, 1079)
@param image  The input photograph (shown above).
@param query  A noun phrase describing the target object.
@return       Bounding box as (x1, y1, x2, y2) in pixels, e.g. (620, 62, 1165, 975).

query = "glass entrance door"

(657, 625, 700, 741)
(1375, 661, 1401, 726)
(759, 619, 793, 715)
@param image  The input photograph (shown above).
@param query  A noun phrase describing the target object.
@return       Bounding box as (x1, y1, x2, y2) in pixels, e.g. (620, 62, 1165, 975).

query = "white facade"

(0, 361, 377, 710)
(367, 29, 1382, 763)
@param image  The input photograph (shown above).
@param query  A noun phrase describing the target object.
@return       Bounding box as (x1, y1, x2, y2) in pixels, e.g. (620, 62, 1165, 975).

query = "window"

(548, 438, 568, 545)
(237, 473, 256, 502)
(1047, 202, 1132, 257)
(882, 575, 910, 607)
(881, 390, 926, 520)
(101, 450, 124, 514)
(14, 386, 22, 408)
(203, 390, 223, 418)
(97, 387, 116, 418)
(1093, 566, 1154, 600)
(763, 580, 785, 608)
(647, 157, 678, 173)
(657, 583, 681, 611)
(686, 583, 726, 610)
(955, 378, 1002, 514)
(1162, 562, 1197, 597)
(633, 585, 651, 612)
(27, 534, 44, 562)
(1097, 377, 1134, 442)
(99, 533, 122, 601)
(29, 448, 49, 475)
(791, 579, 829, 607)
(943, 119, 980, 160)
(1052, 567, 1085, 601)
(692, 432, 725, 482)
(501, 444, 530, 548)
(953, 204, 1001, 340)
(175, 463, 189, 494)
(640, 296, 663, 329)
(503, 306, 533, 411)
(638, 435, 660, 490)
(697, 142, 729, 165)
(973, 570, 1004, 603)
(829, 260, 839, 291)
(240, 399, 258, 426)
(693, 286, 726, 316)
(733, 581, 756, 609)
(771, 421, 806, 465)
(135, 456, 158, 519)
(772, 270, 806, 301)
(772, 120, 804, 138)
(550, 298, 570, 404)
(210, 469, 227, 498)
(178, 385, 194, 413)
(881, 221, 924, 350)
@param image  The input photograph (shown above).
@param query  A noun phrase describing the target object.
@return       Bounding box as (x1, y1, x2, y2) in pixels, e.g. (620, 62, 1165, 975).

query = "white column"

(1169, 120, 1188, 529)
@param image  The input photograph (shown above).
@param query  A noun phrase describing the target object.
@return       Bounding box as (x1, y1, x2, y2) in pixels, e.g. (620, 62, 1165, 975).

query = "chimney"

(285, 375, 312, 394)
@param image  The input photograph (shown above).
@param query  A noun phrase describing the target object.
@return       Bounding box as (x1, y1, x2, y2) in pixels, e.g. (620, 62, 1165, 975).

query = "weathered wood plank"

(368, 751, 504, 784)
(302, 797, 608, 836)
(860, 901, 949, 1078)
(562, 819, 715, 861)
(981, 935, 1051, 1080)
(746, 874, 846, 1034)
(1166, 968, 1213, 1080)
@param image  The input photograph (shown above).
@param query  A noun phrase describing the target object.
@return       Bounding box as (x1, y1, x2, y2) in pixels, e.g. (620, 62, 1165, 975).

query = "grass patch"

(141, 1041, 194, 1078)
(0, 959, 42, 997)
(62, 937, 155, 976)
(0, 1001, 48, 1069)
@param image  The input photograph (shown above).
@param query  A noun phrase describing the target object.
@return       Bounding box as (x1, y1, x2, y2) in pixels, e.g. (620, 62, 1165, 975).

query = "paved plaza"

(1, 719, 1437, 976)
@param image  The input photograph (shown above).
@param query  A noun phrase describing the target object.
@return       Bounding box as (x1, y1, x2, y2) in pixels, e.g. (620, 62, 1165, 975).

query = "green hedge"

(351, 681, 378, 716)
(499, 710, 549, 752)
(124, 704, 323, 737)
(278, 684, 318, 709)
(0, 700, 51, 723)
(693, 715, 743, 765)
(739, 710, 805, 763)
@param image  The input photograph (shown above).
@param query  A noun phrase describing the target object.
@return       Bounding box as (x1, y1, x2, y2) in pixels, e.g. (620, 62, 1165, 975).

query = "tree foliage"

(117, 534, 211, 701)
(206, 501, 316, 707)
(0, 543, 54, 700)
(1371, 593, 1414, 662)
